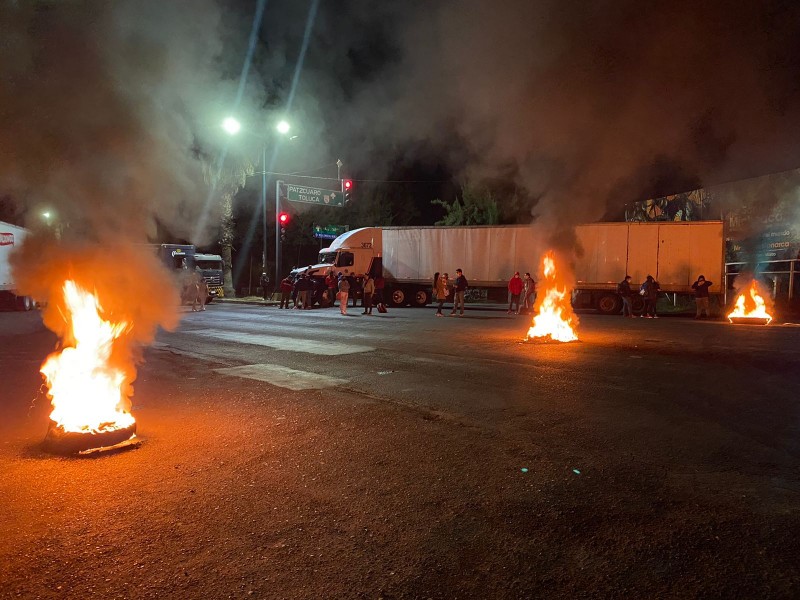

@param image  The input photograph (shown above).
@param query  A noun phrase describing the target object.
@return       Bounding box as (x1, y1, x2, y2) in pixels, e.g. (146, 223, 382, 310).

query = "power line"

(253, 169, 452, 184)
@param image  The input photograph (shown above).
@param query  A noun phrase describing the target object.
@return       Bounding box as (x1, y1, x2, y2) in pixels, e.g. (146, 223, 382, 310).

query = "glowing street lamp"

(222, 116, 241, 135)
(221, 116, 293, 285)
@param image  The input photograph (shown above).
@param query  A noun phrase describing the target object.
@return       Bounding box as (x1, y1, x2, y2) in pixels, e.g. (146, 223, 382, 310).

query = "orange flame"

(526, 252, 579, 342)
(41, 281, 135, 434)
(727, 281, 772, 323)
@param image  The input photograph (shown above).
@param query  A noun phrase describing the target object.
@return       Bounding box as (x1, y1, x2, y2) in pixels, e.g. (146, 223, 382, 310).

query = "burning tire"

(42, 422, 137, 455)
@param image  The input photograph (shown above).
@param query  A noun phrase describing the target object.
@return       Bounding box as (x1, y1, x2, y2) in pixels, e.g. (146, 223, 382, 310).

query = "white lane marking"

(186, 330, 374, 355)
(214, 364, 347, 390)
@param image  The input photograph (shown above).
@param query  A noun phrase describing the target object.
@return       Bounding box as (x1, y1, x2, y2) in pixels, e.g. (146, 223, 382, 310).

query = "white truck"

(572, 221, 725, 314)
(0, 220, 35, 311)
(296, 221, 725, 311)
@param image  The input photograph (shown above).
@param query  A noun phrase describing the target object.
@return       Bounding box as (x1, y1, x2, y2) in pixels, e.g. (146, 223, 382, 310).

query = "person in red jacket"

(279, 276, 293, 309)
(508, 272, 523, 314)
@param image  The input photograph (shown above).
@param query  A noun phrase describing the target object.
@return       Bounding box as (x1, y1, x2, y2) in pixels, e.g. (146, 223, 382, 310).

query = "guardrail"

(724, 259, 799, 303)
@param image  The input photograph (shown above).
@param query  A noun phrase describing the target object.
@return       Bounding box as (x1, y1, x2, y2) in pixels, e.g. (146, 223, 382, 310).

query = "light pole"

(222, 117, 291, 288)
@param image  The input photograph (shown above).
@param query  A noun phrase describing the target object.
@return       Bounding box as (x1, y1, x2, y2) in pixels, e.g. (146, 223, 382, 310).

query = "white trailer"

(572, 221, 725, 313)
(297, 221, 725, 310)
(0, 220, 34, 311)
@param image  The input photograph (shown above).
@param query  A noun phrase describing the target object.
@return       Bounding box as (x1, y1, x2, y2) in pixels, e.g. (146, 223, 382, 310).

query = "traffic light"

(279, 212, 290, 242)
(341, 179, 353, 204)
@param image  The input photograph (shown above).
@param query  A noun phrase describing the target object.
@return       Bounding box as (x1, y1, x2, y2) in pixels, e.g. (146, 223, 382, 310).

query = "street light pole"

(261, 144, 268, 275)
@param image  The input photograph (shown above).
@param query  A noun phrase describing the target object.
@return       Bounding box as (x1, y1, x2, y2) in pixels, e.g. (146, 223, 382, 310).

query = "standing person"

(297, 274, 311, 309)
(508, 272, 523, 314)
(691, 275, 713, 319)
(347, 275, 360, 308)
(191, 269, 208, 312)
(325, 270, 337, 307)
(450, 268, 468, 316)
(433, 272, 448, 316)
(522, 272, 537, 314)
(362, 273, 375, 315)
(337, 273, 350, 315)
(259, 272, 270, 301)
(641, 275, 660, 318)
(618, 274, 634, 318)
(374, 272, 386, 312)
(279, 276, 293, 309)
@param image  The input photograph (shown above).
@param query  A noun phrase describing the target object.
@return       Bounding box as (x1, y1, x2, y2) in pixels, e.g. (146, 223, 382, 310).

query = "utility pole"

(261, 145, 268, 274)
(275, 179, 283, 286)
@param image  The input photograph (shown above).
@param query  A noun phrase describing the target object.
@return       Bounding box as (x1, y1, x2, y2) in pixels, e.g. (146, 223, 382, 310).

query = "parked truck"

(194, 253, 224, 302)
(571, 221, 725, 314)
(294, 221, 725, 311)
(0, 220, 34, 311)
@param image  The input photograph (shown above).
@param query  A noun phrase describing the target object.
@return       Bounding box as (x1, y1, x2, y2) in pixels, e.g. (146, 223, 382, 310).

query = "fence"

(724, 259, 799, 303)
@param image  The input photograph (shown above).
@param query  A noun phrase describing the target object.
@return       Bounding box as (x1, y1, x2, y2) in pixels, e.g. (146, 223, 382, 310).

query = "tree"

(201, 155, 253, 297)
(432, 182, 500, 225)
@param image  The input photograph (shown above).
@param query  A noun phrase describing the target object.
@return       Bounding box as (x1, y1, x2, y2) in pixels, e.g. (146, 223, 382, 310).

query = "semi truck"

(194, 253, 224, 301)
(153, 244, 218, 304)
(294, 221, 725, 311)
(0, 220, 35, 311)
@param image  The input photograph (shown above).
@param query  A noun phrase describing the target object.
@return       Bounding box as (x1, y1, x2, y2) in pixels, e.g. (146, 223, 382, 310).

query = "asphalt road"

(1, 303, 799, 599)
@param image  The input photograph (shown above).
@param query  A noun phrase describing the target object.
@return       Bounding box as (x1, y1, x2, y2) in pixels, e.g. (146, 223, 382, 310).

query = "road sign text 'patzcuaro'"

(286, 184, 344, 207)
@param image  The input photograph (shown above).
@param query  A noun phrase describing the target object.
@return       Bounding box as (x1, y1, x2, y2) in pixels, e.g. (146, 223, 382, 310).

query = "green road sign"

(285, 184, 344, 207)
(313, 224, 349, 240)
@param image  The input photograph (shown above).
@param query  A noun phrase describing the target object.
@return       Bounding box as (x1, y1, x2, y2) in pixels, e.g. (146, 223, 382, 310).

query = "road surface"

(1, 303, 798, 598)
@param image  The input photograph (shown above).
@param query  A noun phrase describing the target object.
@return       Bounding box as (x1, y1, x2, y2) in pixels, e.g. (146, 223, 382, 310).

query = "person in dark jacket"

(295, 274, 311, 309)
(618, 275, 634, 317)
(374, 274, 386, 312)
(450, 269, 468, 316)
(641, 275, 660, 318)
(691, 275, 713, 319)
(259, 273, 270, 301)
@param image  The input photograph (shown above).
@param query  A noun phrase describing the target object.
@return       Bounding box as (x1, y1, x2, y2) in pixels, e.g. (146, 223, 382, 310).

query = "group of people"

(617, 274, 713, 319)
(277, 270, 387, 316)
(507, 271, 537, 315)
(432, 269, 469, 316)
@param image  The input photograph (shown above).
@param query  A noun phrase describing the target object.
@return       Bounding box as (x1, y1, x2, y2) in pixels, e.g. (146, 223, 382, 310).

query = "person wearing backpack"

(641, 275, 660, 318)
(450, 268, 468, 316)
(618, 274, 634, 318)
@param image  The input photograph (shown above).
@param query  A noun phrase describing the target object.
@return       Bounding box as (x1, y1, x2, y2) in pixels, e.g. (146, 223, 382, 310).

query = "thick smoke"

(288, 0, 800, 257)
(0, 1, 261, 403)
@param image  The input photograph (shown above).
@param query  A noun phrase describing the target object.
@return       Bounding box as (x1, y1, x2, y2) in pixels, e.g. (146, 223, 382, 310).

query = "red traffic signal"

(341, 179, 353, 192)
(278, 212, 290, 225)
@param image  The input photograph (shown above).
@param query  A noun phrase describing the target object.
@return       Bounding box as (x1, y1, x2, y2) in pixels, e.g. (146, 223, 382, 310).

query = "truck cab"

(194, 253, 224, 302)
(316, 228, 382, 278)
(286, 228, 382, 307)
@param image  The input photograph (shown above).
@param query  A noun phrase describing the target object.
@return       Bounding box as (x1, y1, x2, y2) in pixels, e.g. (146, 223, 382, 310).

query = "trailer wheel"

(15, 295, 33, 311)
(597, 293, 622, 315)
(632, 297, 645, 314)
(412, 288, 430, 307)
(390, 287, 407, 307)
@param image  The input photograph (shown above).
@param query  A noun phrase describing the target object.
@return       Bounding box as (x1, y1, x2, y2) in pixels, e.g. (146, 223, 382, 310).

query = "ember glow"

(727, 281, 773, 324)
(526, 252, 579, 342)
(41, 281, 136, 434)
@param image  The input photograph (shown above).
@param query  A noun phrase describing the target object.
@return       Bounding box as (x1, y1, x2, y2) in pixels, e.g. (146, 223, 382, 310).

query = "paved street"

(1, 303, 799, 598)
